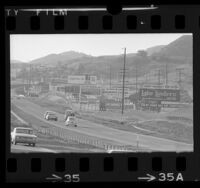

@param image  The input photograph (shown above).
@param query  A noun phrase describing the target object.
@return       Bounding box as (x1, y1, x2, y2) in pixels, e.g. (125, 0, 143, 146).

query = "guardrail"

(32, 124, 135, 151)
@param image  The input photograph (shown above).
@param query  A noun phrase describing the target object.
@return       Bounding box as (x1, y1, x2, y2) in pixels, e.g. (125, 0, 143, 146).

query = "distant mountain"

(151, 35, 192, 59)
(11, 35, 192, 79)
(10, 60, 28, 69)
(11, 60, 26, 64)
(29, 51, 92, 66)
(146, 45, 165, 56)
(10, 35, 193, 96)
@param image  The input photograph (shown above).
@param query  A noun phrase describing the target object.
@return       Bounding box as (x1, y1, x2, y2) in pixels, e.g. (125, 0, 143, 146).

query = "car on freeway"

(17, 94, 25, 99)
(106, 149, 134, 153)
(65, 115, 77, 127)
(11, 127, 37, 146)
(28, 93, 39, 97)
(64, 109, 73, 120)
(44, 111, 58, 121)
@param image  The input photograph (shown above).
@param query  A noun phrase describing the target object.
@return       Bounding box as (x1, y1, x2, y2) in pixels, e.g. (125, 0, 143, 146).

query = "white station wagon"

(65, 116, 77, 127)
(11, 127, 37, 147)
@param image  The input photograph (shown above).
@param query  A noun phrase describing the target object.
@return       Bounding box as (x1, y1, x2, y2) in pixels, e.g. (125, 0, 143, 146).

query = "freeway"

(11, 144, 57, 153)
(12, 98, 193, 152)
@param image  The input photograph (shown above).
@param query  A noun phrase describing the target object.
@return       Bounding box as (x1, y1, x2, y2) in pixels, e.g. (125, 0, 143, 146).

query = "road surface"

(11, 98, 193, 152)
(11, 144, 57, 153)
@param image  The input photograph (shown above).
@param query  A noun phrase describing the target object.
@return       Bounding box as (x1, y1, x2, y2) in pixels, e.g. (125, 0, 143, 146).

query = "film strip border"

(4, 5, 200, 182)
(5, 13, 194, 31)
(4, 6, 200, 32)
(7, 154, 196, 182)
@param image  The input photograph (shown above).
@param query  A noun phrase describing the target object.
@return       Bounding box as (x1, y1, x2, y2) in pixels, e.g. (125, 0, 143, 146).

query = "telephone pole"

(121, 48, 126, 115)
(135, 62, 138, 93)
(28, 64, 31, 96)
(145, 71, 148, 84)
(165, 63, 168, 86)
(157, 69, 161, 85)
(109, 64, 112, 89)
(176, 68, 184, 88)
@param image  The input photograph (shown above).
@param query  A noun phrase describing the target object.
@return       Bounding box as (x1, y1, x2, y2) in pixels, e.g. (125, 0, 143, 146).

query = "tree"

(129, 92, 140, 103)
(77, 63, 85, 74)
(137, 50, 148, 58)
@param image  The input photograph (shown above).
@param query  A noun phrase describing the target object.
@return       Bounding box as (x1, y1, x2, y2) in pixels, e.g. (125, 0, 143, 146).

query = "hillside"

(10, 60, 28, 69)
(11, 60, 26, 64)
(151, 35, 192, 59)
(29, 51, 92, 66)
(11, 35, 193, 92)
(146, 45, 165, 56)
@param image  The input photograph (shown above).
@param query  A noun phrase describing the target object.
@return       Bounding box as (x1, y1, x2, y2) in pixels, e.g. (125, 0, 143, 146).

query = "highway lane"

(11, 144, 57, 153)
(12, 98, 193, 152)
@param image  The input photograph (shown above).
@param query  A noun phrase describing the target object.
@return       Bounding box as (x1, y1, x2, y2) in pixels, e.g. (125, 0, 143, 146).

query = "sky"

(10, 33, 191, 62)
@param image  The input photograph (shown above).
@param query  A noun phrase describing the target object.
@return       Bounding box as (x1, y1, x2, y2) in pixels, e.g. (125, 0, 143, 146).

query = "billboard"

(140, 100, 161, 108)
(81, 85, 101, 95)
(140, 100, 184, 108)
(68, 75, 97, 84)
(139, 88, 180, 102)
(85, 75, 97, 84)
(68, 75, 85, 84)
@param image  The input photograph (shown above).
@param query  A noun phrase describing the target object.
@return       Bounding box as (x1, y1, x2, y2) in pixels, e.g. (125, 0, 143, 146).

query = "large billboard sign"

(81, 85, 101, 95)
(68, 76, 85, 84)
(85, 75, 97, 84)
(140, 100, 184, 108)
(140, 100, 161, 108)
(139, 88, 180, 102)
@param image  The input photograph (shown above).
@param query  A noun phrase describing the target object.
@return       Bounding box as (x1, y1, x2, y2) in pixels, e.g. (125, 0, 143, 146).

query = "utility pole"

(145, 71, 148, 84)
(157, 69, 161, 85)
(176, 68, 184, 88)
(135, 62, 138, 93)
(121, 48, 126, 115)
(165, 63, 168, 86)
(109, 64, 112, 89)
(28, 64, 31, 96)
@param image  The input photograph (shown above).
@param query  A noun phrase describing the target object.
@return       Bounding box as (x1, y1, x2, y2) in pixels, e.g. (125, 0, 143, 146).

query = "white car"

(11, 127, 37, 146)
(17, 94, 25, 99)
(65, 116, 77, 127)
(44, 111, 58, 121)
(107, 149, 133, 153)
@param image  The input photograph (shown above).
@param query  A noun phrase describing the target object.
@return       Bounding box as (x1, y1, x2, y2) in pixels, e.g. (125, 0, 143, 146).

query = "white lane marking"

(11, 110, 28, 124)
(131, 124, 157, 133)
(11, 144, 57, 153)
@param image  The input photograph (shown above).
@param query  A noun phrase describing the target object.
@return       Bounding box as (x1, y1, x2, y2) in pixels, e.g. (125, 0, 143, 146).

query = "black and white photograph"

(10, 34, 193, 153)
